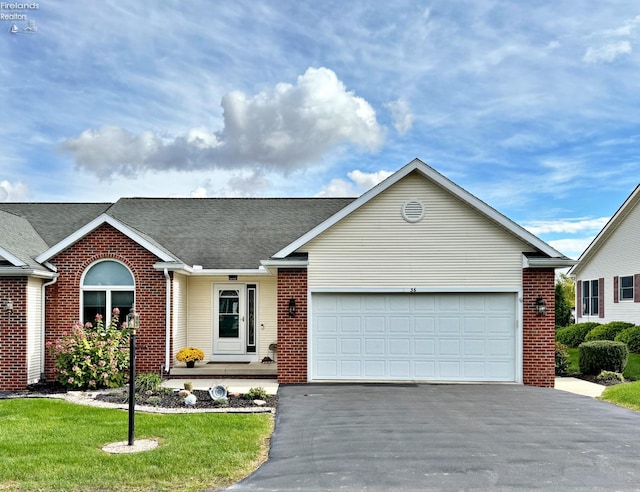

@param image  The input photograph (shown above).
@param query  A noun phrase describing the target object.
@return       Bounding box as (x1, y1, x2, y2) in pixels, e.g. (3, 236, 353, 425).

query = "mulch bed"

(95, 388, 278, 409)
(1, 382, 277, 410)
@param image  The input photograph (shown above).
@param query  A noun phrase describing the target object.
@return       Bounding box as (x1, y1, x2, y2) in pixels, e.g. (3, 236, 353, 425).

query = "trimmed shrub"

(596, 370, 625, 383)
(615, 326, 640, 353)
(578, 340, 629, 375)
(584, 321, 635, 342)
(555, 342, 570, 376)
(556, 322, 600, 348)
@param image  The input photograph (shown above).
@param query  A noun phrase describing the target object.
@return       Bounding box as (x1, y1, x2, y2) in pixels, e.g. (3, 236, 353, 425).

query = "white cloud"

(547, 237, 596, 259)
(0, 181, 29, 202)
(385, 98, 414, 135)
(522, 217, 610, 235)
(61, 67, 384, 179)
(583, 41, 632, 63)
(316, 169, 393, 197)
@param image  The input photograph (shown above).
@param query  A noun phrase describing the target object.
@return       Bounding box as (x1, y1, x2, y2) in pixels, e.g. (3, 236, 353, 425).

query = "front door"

(213, 285, 245, 354)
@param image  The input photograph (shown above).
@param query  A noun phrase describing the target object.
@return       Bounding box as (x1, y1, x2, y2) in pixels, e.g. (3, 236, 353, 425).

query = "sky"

(2, 1, 640, 261)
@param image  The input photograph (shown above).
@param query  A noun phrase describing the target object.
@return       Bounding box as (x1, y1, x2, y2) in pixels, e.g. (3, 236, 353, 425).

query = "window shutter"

(576, 280, 582, 318)
(635, 274, 640, 303)
(599, 277, 605, 318)
(614, 276, 619, 303)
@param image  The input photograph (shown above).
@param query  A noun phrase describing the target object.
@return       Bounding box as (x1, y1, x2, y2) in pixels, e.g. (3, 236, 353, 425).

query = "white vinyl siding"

(180, 275, 277, 361)
(27, 277, 42, 384)
(303, 172, 535, 290)
(172, 273, 188, 361)
(576, 198, 640, 324)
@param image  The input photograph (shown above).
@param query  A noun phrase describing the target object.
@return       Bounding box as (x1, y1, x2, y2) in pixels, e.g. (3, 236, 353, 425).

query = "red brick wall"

(45, 223, 168, 380)
(522, 268, 556, 387)
(277, 269, 307, 383)
(0, 277, 28, 390)
(276, 267, 557, 387)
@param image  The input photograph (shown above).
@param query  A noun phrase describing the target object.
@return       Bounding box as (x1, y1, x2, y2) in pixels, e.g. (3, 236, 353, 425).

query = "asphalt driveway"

(230, 383, 640, 491)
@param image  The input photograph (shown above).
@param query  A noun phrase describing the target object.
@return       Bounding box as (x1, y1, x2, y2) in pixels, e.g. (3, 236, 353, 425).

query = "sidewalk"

(554, 377, 605, 398)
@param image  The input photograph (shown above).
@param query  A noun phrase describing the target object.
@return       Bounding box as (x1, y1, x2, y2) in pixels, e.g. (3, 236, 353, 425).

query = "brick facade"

(0, 277, 28, 390)
(522, 268, 556, 387)
(44, 223, 169, 381)
(276, 268, 308, 383)
(276, 267, 557, 387)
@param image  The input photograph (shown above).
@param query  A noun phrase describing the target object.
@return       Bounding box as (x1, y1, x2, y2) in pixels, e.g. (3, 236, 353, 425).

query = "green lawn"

(566, 349, 640, 380)
(0, 398, 273, 491)
(601, 381, 640, 412)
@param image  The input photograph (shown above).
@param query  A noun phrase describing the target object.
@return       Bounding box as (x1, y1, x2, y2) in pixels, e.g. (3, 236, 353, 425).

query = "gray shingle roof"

(0, 203, 112, 246)
(0, 198, 354, 270)
(109, 198, 355, 268)
(0, 210, 49, 268)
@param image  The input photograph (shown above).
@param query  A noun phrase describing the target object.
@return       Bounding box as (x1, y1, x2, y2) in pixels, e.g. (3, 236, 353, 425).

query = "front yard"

(0, 398, 272, 491)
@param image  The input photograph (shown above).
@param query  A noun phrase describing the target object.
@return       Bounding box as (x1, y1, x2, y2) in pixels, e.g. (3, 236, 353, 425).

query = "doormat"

(207, 361, 250, 364)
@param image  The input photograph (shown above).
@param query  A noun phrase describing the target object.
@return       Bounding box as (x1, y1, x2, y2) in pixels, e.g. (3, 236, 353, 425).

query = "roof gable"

(35, 213, 178, 264)
(274, 159, 569, 261)
(0, 210, 49, 268)
(569, 183, 640, 276)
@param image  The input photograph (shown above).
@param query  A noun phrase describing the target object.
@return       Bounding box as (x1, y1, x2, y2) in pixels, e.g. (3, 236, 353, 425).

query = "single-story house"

(569, 183, 640, 324)
(0, 159, 574, 390)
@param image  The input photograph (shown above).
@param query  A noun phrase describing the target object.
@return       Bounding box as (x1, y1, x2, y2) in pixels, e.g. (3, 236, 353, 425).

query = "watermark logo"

(2, 2, 39, 35)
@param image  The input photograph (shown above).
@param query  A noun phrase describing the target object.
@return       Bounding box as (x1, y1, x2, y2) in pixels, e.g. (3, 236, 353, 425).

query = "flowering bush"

(47, 308, 130, 390)
(176, 347, 205, 363)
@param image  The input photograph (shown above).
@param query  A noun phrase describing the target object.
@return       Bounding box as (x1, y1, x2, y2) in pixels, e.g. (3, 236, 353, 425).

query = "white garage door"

(311, 292, 517, 382)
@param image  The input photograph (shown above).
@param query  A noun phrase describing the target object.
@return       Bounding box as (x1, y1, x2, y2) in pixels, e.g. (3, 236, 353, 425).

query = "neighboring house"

(569, 183, 640, 325)
(0, 159, 574, 391)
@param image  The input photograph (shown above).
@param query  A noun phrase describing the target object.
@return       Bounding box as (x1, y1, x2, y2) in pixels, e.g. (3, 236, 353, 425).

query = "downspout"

(164, 268, 171, 374)
(41, 270, 59, 381)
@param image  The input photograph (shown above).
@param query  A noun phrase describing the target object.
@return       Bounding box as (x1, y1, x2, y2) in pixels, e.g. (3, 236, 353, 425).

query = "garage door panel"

(389, 338, 410, 355)
(414, 317, 436, 333)
(439, 317, 461, 333)
(340, 338, 361, 355)
(389, 316, 410, 333)
(316, 316, 338, 333)
(414, 339, 435, 355)
(364, 360, 385, 377)
(389, 360, 411, 378)
(463, 339, 486, 356)
(341, 317, 361, 333)
(365, 338, 385, 355)
(364, 317, 385, 333)
(439, 339, 460, 356)
(316, 338, 337, 355)
(312, 293, 516, 382)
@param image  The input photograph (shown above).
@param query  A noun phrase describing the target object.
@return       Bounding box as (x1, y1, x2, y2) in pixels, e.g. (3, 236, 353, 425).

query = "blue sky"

(2, 1, 640, 260)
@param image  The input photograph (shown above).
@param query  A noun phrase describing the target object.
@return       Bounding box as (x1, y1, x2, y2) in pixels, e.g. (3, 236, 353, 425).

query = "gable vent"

(401, 200, 425, 223)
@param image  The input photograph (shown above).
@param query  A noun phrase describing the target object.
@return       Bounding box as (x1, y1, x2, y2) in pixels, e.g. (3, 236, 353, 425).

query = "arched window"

(81, 260, 134, 325)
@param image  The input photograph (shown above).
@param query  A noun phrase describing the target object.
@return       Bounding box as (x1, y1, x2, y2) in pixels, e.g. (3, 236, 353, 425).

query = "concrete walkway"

(161, 378, 279, 395)
(554, 376, 605, 398)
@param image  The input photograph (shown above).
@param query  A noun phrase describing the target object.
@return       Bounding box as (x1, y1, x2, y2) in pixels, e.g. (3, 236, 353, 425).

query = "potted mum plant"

(176, 347, 205, 368)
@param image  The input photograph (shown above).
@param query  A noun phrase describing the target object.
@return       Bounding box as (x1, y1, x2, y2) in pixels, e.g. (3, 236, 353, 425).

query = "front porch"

(169, 362, 277, 379)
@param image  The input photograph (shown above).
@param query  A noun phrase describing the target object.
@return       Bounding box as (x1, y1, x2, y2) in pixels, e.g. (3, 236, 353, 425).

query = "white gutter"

(41, 273, 59, 381)
(522, 256, 577, 269)
(153, 262, 270, 276)
(164, 268, 171, 373)
(0, 267, 57, 278)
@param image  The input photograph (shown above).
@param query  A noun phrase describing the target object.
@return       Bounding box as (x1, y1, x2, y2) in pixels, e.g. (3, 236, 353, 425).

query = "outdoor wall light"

(288, 298, 296, 317)
(4, 300, 13, 312)
(534, 296, 547, 316)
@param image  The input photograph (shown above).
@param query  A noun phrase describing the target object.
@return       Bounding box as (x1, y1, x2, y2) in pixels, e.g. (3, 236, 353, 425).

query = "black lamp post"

(126, 306, 140, 446)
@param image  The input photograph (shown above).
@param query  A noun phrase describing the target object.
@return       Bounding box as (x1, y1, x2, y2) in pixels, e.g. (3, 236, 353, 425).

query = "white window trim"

(80, 259, 135, 325)
(619, 275, 634, 302)
(582, 279, 599, 316)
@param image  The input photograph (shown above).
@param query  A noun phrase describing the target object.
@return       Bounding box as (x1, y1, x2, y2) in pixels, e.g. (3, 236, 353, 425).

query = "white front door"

(213, 285, 245, 354)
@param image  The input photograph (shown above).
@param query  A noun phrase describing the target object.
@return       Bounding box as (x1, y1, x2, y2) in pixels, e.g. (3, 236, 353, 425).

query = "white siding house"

(570, 184, 640, 324)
